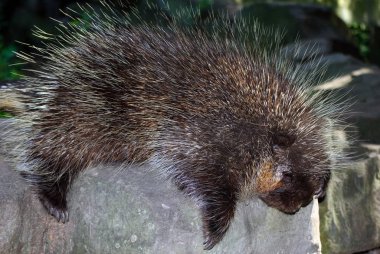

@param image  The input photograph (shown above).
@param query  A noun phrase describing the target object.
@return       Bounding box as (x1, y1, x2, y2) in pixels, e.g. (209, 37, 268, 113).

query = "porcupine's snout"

(255, 133, 331, 214)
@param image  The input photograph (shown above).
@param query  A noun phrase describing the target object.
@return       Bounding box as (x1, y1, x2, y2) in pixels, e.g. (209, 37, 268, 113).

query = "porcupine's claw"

(39, 194, 69, 223)
(20, 171, 71, 223)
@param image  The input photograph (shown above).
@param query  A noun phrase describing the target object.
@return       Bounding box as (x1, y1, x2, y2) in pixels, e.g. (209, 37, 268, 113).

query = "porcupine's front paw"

(200, 197, 236, 250)
(39, 194, 69, 223)
(202, 218, 227, 250)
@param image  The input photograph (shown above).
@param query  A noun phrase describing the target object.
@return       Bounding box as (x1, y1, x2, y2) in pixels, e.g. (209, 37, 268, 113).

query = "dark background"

(0, 0, 379, 80)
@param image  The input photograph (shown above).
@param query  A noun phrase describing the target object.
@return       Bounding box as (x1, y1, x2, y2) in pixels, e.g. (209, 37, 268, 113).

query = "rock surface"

(0, 159, 321, 254)
(320, 145, 380, 253)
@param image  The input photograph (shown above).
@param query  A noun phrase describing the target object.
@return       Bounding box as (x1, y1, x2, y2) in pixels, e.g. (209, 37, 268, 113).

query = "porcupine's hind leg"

(21, 160, 77, 223)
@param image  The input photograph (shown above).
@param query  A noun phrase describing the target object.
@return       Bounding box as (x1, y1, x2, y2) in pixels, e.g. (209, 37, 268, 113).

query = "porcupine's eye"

(281, 170, 293, 183)
(271, 132, 296, 184)
(272, 133, 296, 148)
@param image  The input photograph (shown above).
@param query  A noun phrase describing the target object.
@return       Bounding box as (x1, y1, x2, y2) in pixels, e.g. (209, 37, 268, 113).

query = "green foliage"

(197, 0, 214, 10)
(349, 22, 370, 60)
(0, 110, 13, 118)
(0, 36, 21, 80)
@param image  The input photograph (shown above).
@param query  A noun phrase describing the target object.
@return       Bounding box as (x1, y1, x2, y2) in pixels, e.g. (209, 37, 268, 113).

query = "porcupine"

(0, 2, 345, 250)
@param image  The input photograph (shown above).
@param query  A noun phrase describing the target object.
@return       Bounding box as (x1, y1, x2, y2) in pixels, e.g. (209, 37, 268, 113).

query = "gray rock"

(0, 159, 321, 254)
(367, 248, 380, 254)
(320, 144, 380, 253)
(238, 2, 356, 53)
(290, 42, 380, 143)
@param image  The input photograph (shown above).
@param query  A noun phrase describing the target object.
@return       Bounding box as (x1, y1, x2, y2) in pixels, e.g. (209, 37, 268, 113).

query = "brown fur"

(1, 9, 342, 250)
(255, 161, 284, 193)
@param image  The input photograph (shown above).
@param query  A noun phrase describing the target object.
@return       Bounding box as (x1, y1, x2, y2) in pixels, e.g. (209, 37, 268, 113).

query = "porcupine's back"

(4, 18, 296, 172)
(0, 4, 346, 250)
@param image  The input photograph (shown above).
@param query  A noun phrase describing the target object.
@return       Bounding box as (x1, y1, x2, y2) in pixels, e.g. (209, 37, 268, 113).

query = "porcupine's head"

(254, 130, 331, 214)
(231, 64, 338, 215)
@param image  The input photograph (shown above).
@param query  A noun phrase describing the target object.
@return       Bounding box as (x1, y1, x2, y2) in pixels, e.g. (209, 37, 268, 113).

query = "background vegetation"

(0, 0, 378, 82)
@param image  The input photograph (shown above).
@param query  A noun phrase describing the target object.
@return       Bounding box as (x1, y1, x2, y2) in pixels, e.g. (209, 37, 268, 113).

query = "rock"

(0, 159, 321, 254)
(0, 81, 27, 115)
(237, 2, 360, 59)
(320, 144, 380, 253)
(367, 248, 380, 254)
(287, 42, 380, 143)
